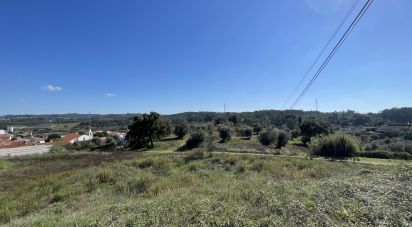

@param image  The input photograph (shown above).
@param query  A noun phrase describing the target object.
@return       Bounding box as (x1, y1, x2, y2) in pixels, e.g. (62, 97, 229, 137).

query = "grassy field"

(50, 123, 79, 132)
(1, 149, 411, 226)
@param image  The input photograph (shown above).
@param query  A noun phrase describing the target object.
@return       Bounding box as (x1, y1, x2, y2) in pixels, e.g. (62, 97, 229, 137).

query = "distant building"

(62, 129, 94, 144)
(110, 132, 126, 139)
(0, 140, 27, 149)
(0, 134, 13, 141)
(0, 126, 14, 134)
(7, 126, 14, 133)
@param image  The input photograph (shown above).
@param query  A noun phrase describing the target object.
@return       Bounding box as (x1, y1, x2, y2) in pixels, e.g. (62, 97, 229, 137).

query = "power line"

(281, 0, 361, 109)
(290, 0, 374, 109)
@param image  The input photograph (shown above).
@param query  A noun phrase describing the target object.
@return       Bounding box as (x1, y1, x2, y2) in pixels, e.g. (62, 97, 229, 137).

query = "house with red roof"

(0, 134, 13, 141)
(60, 129, 94, 145)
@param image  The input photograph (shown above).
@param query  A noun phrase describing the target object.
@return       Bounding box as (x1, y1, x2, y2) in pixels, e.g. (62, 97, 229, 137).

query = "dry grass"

(0, 150, 411, 226)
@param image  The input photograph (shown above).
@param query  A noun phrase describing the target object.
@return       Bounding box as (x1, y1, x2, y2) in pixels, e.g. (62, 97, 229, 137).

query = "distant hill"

(1, 108, 412, 130)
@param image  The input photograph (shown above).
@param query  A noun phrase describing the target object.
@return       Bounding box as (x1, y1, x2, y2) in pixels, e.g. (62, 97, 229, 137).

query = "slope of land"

(1, 149, 411, 226)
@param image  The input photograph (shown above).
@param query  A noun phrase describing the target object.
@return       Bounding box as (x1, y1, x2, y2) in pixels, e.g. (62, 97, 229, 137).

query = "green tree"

(299, 119, 332, 145)
(219, 126, 231, 142)
(185, 131, 205, 149)
(47, 133, 61, 142)
(94, 131, 109, 138)
(239, 127, 253, 139)
(258, 129, 277, 146)
(276, 130, 289, 148)
(174, 119, 189, 139)
(228, 115, 239, 125)
(126, 112, 170, 148)
(352, 114, 371, 126)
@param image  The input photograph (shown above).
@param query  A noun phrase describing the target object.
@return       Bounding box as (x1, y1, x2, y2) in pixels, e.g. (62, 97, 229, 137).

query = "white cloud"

(42, 85, 63, 92)
(19, 99, 28, 103)
(105, 93, 116, 97)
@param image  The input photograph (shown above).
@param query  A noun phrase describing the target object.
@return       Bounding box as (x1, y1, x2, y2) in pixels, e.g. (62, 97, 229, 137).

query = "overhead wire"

(290, 0, 374, 109)
(281, 0, 362, 109)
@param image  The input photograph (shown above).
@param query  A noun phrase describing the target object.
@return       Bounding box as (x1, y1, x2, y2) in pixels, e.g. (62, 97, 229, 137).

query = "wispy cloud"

(42, 85, 63, 92)
(105, 93, 116, 97)
(19, 99, 29, 103)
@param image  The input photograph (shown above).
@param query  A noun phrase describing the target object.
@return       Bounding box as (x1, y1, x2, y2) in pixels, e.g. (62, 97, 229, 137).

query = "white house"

(63, 129, 94, 144)
(7, 126, 14, 133)
(0, 126, 14, 135)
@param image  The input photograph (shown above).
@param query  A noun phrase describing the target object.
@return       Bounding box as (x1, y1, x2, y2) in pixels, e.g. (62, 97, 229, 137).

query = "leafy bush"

(65, 140, 99, 151)
(276, 130, 289, 148)
(258, 129, 277, 146)
(253, 124, 263, 135)
(239, 127, 253, 139)
(47, 134, 61, 142)
(403, 131, 412, 140)
(389, 142, 405, 152)
(174, 119, 189, 139)
(219, 126, 231, 142)
(405, 145, 412, 154)
(94, 131, 109, 138)
(299, 120, 332, 145)
(49, 145, 66, 153)
(185, 131, 205, 149)
(360, 150, 412, 160)
(364, 143, 378, 151)
(309, 134, 361, 158)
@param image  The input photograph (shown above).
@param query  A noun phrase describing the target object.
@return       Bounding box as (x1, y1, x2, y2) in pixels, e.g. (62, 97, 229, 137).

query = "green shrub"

(47, 133, 61, 142)
(49, 145, 66, 153)
(364, 142, 378, 151)
(403, 131, 412, 140)
(405, 145, 412, 154)
(258, 129, 277, 146)
(218, 126, 231, 142)
(253, 124, 263, 135)
(276, 130, 289, 148)
(174, 119, 189, 139)
(185, 131, 205, 149)
(299, 120, 332, 145)
(94, 131, 109, 138)
(239, 127, 253, 139)
(309, 134, 361, 158)
(359, 150, 412, 160)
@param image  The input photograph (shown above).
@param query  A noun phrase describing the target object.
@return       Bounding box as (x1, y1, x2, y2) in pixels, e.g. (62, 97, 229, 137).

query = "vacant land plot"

(0, 145, 51, 158)
(0, 150, 411, 226)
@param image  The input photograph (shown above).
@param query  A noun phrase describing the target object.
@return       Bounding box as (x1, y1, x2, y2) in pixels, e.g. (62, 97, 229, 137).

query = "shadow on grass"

(161, 137, 181, 142)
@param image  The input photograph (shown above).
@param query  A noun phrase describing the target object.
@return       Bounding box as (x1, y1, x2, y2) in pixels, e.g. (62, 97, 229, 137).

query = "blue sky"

(1, 0, 411, 115)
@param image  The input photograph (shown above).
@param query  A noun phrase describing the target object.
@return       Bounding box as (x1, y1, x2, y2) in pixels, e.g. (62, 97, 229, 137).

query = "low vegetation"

(2, 109, 412, 225)
(173, 119, 189, 139)
(184, 131, 205, 150)
(49, 145, 66, 153)
(0, 151, 410, 226)
(218, 126, 231, 142)
(309, 134, 361, 158)
(258, 129, 277, 146)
